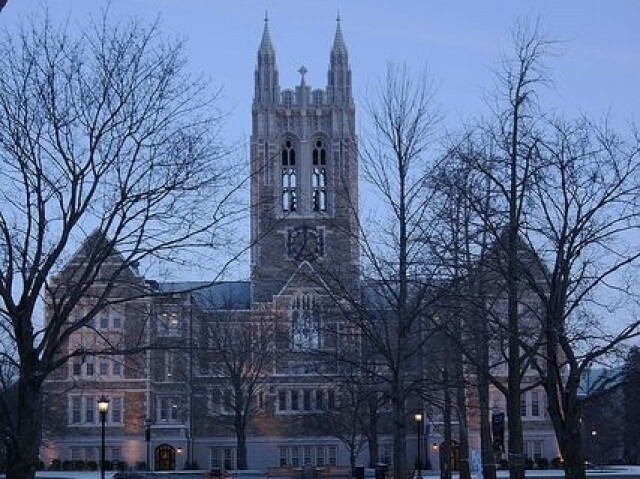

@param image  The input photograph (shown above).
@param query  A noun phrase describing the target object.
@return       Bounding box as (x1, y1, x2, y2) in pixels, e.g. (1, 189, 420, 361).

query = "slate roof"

(579, 367, 624, 398)
(157, 281, 251, 311)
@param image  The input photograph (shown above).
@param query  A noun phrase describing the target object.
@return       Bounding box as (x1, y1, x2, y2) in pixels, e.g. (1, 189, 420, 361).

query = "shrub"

(536, 458, 549, 469)
(49, 459, 61, 471)
(525, 458, 534, 470)
(37, 461, 45, 470)
(87, 460, 98, 470)
(551, 457, 563, 469)
(499, 459, 509, 470)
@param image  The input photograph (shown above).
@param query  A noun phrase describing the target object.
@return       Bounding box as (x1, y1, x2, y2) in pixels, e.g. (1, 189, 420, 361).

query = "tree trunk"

(561, 427, 586, 479)
(392, 387, 407, 479)
(7, 374, 42, 479)
(367, 405, 379, 467)
(506, 390, 525, 479)
(236, 418, 247, 470)
(441, 368, 452, 479)
(477, 378, 496, 479)
(454, 352, 470, 479)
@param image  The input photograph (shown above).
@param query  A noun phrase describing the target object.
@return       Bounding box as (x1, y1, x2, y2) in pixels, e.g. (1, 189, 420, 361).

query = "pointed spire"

(332, 11, 347, 54)
(259, 11, 275, 56)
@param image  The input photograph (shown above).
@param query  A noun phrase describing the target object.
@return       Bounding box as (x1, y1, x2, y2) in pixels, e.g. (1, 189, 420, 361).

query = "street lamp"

(97, 396, 110, 479)
(591, 430, 598, 466)
(414, 413, 423, 476)
(145, 418, 152, 470)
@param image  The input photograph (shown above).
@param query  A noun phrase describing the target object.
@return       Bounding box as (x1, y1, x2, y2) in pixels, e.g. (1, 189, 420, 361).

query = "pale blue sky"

(3, 0, 639, 280)
(3, 0, 638, 144)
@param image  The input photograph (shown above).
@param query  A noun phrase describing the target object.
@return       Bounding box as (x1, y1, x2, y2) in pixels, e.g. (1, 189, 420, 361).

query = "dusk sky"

(3, 0, 639, 280)
(4, 1, 638, 143)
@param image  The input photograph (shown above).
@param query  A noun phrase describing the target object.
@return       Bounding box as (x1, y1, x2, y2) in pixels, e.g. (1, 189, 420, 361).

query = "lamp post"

(97, 396, 110, 479)
(414, 413, 423, 477)
(591, 429, 598, 466)
(145, 418, 151, 470)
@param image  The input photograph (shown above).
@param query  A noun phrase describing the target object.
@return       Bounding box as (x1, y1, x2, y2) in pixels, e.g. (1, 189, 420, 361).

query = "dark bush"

(49, 459, 61, 470)
(87, 460, 98, 470)
(551, 457, 563, 469)
(136, 461, 148, 471)
(525, 458, 534, 470)
(499, 459, 509, 470)
(37, 460, 45, 470)
(536, 457, 549, 469)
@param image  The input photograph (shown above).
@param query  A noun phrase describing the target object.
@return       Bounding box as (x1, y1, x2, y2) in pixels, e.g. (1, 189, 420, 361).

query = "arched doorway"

(439, 440, 460, 472)
(155, 444, 176, 471)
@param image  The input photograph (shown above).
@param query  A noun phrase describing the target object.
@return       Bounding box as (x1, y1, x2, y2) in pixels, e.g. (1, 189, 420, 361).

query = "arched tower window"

(291, 293, 321, 350)
(311, 139, 328, 212)
(282, 139, 297, 212)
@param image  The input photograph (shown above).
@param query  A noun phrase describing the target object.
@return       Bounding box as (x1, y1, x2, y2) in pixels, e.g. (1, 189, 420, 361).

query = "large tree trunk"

(367, 403, 379, 467)
(505, 390, 525, 479)
(235, 416, 247, 470)
(454, 352, 471, 479)
(476, 328, 496, 479)
(561, 425, 586, 479)
(441, 367, 452, 479)
(8, 372, 42, 479)
(392, 385, 407, 479)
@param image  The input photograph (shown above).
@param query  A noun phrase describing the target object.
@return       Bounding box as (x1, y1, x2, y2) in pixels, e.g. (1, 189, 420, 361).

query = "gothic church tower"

(250, 16, 358, 305)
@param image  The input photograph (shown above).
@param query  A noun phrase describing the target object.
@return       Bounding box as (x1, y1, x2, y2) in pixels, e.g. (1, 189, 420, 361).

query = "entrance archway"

(155, 444, 176, 471)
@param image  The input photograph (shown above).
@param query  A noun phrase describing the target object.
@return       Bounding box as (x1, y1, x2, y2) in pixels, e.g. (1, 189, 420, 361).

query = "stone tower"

(250, 16, 359, 305)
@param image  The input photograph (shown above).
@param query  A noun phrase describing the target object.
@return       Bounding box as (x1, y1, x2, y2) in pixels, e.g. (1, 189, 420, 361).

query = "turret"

(327, 13, 352, 105)
(254, 13, 279, 105)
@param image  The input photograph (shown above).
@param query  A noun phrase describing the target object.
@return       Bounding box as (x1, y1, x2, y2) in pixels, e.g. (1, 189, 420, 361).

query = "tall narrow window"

(531, 390, 540, 417)
(72, 397, 81, 424)
(312, 139, 328, 212)
(85, 396, 95, 424)
(282, 140, 297, 212)
(111, 397, 122, 424)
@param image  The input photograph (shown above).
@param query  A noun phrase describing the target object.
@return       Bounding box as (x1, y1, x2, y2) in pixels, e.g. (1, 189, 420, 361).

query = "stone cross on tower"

(298, 65, 307, 85)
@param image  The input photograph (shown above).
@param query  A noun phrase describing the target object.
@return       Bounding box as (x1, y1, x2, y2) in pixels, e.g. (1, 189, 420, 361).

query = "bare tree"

(519, 117, 640, 479)
(438, 22, 552, 479)
(199, 308, 275, 470)
(440, 21, 640, 479)
(340, 63, 442, 479)
(0, 12, 240, 479)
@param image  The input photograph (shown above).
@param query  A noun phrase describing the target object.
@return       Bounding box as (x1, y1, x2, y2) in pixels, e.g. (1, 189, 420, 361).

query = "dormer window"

(282, 139, 298, 212)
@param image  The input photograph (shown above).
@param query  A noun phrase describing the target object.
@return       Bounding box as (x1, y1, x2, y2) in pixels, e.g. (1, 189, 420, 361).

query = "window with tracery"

(291, 293, 320, 350)
(312, 139, 327, 212)
(282, 140, 297, 212)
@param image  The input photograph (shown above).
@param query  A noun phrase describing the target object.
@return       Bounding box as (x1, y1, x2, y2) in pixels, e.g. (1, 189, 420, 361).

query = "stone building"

(41, 17, 362, 472)
(40, 18, 560, 473)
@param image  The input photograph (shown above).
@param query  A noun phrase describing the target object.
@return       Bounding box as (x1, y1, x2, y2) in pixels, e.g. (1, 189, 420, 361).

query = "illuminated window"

(312, 139, 328, 212)
(282, 140, 297, 212)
